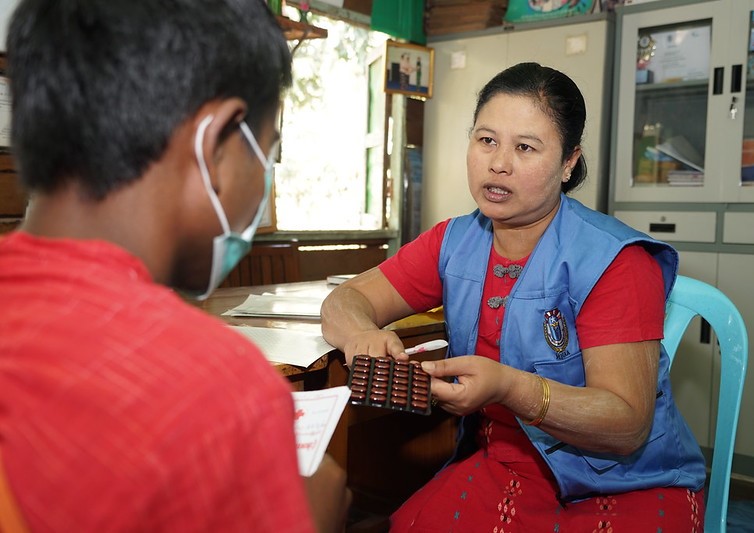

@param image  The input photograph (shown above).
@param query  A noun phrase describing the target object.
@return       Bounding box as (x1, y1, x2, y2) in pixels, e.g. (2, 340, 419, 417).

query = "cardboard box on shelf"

(425, 0, 508, 36)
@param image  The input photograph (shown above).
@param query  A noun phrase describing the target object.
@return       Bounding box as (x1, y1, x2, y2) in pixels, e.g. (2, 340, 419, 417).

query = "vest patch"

(543, 308, 568, 355)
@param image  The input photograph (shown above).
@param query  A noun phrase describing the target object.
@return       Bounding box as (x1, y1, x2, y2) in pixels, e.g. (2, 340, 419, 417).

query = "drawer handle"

(732, 64, 743, 93)
(649, 222, 676, 233)
(713, 66, 724, 95)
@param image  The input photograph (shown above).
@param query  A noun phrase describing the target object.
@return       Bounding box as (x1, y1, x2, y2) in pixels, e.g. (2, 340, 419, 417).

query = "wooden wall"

(0, 153, 25, 216)
(222, 237, 389, 287)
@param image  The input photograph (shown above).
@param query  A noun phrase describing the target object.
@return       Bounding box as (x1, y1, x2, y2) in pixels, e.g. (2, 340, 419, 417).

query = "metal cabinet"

(611, 0, 754, 204)
(610, 0, 754, 478)
(424, 15, 614, 226)
(669, 251, 754, 461)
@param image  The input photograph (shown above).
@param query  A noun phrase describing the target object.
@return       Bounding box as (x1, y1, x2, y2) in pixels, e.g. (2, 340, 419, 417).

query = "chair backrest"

(662, 275, 749, 533)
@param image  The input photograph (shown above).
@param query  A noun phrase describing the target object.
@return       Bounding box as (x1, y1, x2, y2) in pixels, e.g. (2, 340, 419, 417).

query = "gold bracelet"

(524, 375, 550, 427)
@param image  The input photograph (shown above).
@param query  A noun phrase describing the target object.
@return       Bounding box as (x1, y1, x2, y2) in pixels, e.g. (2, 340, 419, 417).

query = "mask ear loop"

(238, 121, 277, 241)
(240, 121, 270, 165)
(195, 115, 232, 236)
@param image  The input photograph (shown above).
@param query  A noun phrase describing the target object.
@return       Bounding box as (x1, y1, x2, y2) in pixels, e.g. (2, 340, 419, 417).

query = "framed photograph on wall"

(256, 181, 277, 234)
(0, 54, 11, 152)
(384, 40, 434, 99)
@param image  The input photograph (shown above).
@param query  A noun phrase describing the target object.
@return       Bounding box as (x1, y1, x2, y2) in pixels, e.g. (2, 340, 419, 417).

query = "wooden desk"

(198, 281, 456, 523)
(197, 282, 330, 380)
(197, 280, 446, 381)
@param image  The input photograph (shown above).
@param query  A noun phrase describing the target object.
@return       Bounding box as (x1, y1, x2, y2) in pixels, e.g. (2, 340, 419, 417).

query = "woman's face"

(466, 93, 580, 230)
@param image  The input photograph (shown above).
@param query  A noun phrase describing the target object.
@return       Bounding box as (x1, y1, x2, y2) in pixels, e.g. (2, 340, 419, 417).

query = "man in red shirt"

(0, 0, 349, 531)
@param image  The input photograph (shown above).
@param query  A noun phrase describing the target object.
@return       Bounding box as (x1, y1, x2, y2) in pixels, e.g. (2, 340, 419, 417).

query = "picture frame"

(254, 105, 284, 235)
(256, 180, 277, 234)
(0, 54, 11, 153)
(384, 40, 434, 100)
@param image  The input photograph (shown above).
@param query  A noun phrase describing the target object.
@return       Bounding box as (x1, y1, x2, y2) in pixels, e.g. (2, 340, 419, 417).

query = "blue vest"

(439, 195, 705, 501)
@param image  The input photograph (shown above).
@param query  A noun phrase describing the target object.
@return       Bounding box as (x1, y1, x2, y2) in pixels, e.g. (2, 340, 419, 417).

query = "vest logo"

(543, 308, 568, 355)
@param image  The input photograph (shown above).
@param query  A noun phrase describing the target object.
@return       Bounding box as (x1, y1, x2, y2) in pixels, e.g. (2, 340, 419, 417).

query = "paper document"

(655, 136, 704, 172)
(229, 326, 335, 367)
(224, 293, 324, 319)
(0, 78, 11, 148)
(292, 386, 351, 476)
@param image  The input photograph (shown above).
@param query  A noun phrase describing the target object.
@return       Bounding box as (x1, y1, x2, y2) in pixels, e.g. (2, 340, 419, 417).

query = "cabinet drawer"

(614, 211, 716, 243)
(723, 213, 754, 244)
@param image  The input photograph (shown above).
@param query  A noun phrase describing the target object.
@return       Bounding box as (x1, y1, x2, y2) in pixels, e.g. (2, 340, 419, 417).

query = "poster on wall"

(384, 40, 434, 100)
(637, 24, 710, 84)
(504, 0, 605, 23)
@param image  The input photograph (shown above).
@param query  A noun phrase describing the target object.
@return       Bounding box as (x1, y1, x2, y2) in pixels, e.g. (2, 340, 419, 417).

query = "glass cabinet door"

(721, 0, 754, 202)
(613, 1, 728, 203)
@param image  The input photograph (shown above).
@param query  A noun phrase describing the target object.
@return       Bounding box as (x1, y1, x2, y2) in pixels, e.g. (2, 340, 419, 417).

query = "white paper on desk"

(229, 326, 335, 367)
(292, 386, 351, 476)
(223, 293, 324, 319)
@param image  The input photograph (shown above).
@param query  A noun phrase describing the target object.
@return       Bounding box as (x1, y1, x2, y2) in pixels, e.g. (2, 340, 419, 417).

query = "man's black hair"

(7, 0, 292, 199)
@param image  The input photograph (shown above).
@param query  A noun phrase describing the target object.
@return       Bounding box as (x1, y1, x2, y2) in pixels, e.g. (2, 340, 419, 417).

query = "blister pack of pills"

(347, 355, 432, 415)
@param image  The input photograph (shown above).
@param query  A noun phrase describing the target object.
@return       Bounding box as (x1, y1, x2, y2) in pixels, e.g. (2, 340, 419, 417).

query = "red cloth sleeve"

(379, 223, 666, 350)
(379, 219, 449, 312)
(576, 244, 666, 349)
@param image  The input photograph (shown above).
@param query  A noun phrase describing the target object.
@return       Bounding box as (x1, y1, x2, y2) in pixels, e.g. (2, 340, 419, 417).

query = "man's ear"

(193, 98, 248, 192)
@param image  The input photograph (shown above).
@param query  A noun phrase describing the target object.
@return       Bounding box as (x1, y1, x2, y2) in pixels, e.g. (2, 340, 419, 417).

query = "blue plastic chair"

(662, 275, 749, 533)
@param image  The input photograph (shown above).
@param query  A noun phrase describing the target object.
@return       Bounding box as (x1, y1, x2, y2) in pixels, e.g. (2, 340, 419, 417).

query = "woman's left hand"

(422, 341, 661, 456)
(420, 356, 509, 416)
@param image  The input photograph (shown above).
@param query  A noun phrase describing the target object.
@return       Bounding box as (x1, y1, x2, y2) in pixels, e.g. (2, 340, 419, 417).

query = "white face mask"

(191, 115, 277, 300)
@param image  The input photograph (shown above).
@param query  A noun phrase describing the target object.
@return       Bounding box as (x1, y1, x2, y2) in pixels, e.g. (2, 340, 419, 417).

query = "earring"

(564, 169, 571, 182)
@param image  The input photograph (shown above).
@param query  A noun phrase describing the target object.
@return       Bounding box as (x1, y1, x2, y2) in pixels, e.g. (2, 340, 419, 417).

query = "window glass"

(275, 13, 388, 230)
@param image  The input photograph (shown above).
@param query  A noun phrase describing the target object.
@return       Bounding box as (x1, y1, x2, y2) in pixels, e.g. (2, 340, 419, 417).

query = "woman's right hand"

(342, 329, 408, 366)
(321, 267, 418, 362)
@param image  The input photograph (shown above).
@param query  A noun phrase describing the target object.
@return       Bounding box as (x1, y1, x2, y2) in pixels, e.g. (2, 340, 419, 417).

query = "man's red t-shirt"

(0, 232, 316, 532)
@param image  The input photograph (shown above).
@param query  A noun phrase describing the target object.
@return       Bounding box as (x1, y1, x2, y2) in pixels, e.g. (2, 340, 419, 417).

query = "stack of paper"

(655, 136, 704, 172)
(224, 293, 324, 319)
(667, 170, 704, 186)
(229, 325, 334, 367)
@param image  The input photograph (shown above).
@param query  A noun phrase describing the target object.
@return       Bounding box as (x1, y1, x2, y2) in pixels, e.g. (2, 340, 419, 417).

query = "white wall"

(0, 0, 19, 51)
(422, 17, 613, 230)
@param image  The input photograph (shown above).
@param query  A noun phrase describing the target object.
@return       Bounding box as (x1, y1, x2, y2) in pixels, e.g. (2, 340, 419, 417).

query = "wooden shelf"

(276, 16, 328, 41)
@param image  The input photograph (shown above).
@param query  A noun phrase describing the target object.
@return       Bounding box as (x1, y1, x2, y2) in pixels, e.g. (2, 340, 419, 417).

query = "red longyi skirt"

(391, 417, 704, 533)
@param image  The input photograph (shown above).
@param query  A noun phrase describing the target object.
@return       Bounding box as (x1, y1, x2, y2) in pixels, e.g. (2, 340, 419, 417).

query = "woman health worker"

(321, 63, 705, 531)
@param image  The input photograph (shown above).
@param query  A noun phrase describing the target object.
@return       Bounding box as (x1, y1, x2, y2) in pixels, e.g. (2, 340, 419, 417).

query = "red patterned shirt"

(380, 218, 666, 464)
(384, 219, 701, 533)
(380, 218, 665, 351)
